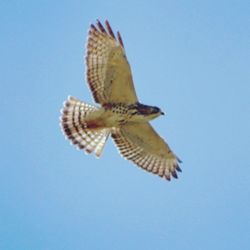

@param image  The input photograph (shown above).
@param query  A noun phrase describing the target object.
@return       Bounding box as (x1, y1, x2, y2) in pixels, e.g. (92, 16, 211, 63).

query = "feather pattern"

(112, 123, 181, 180)
(61, 96, 110, 157)
(86, 20, 138, 104)
(60, 20, 182, 181)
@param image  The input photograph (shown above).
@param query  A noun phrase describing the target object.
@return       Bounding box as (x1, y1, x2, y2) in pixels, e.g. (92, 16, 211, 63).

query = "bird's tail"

(60, 96, 110, 157)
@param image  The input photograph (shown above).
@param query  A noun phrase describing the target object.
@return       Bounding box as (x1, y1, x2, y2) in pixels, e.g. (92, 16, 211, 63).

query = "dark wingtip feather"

(177, 157, 182, 163)
(165, 174, 171, 181)
(105, 20, 116, 39)
(117, 31, 124, 48)
(90, 23, 97, 32)
(171, 170, 178, 179)
(96, 19, 106, 33)
(176, 165, 182, 172)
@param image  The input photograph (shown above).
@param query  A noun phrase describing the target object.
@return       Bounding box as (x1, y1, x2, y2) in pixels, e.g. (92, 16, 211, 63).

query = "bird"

(60, 20, 182, 181)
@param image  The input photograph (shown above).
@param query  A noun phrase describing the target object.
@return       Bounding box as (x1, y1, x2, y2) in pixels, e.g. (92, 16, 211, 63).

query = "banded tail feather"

(60, 96, 110, 157)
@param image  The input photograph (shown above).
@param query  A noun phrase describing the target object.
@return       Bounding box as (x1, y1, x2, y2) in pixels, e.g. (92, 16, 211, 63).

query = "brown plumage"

(60, 20, 182, 180)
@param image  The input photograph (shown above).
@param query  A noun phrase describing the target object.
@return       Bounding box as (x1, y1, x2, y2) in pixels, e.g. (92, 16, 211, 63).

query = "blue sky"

(1, 0, 250, 249)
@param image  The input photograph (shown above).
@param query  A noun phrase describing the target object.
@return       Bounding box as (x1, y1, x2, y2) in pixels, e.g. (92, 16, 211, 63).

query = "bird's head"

(147, 106, 165, 119)
(132, 103, 165, 121)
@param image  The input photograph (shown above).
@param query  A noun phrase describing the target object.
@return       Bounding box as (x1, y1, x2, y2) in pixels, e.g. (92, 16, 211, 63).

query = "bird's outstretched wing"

(111, 123, 182, 180)
(86, 20, 138, 104)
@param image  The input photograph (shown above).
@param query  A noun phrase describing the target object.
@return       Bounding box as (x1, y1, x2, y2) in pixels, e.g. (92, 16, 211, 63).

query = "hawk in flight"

(61, 20, 182, 180)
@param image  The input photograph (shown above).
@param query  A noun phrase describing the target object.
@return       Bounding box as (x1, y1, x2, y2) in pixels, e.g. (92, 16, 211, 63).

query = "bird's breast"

(101, 103, 153, 127)
(100, 104, 131, 127)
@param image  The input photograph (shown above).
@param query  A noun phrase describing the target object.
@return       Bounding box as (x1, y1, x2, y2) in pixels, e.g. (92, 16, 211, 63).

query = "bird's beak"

(161, 111, 165, 115)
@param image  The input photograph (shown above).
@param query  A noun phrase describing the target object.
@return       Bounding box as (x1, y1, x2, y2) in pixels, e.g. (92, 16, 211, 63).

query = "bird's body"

(100, 102, 162, 127)
(60, 20, 182, 180)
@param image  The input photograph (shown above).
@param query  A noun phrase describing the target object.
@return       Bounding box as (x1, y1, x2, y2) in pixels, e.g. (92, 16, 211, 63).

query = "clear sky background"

(1, 1, 250, 249)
